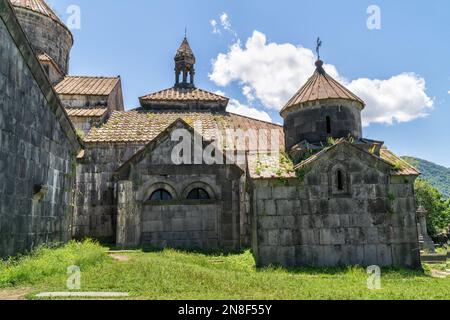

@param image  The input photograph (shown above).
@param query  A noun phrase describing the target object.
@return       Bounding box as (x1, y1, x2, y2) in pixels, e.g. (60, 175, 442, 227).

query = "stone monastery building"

(0, 0, 422, 268)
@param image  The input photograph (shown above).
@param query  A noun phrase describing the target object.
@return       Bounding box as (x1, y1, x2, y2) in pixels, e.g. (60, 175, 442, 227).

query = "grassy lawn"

(0, 240, 449, 300)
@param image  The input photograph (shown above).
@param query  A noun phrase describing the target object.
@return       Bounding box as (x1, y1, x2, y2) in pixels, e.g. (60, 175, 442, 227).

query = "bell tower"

(174, 37, 196, 88)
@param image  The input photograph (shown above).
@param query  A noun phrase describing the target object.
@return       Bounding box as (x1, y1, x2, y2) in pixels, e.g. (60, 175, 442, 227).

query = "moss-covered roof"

(84, 110, 284, 150)
(380, 149, 420, 176)
(248, 152, 296, 179)
(249, 140, 420, 179)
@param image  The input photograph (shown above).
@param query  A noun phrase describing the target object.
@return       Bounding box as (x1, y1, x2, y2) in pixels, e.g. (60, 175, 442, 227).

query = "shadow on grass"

(258, 265, 427, 278)
(102, 242, 428, 278)
(105, 243, 248, 257)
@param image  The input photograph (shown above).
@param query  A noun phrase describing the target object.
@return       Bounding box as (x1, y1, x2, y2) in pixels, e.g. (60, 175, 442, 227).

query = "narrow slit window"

(337, 170, 344, 191)
(326, 116, 332, 134)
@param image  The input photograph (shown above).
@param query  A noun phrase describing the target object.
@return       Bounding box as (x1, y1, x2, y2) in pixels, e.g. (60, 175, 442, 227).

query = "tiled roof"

(293, 140, 419, 177)
(281, 60, 365, 115)
(248, 144, 419, 180)
(10, 0, 63, 24)
(380, 149, 420, 176)
(54, 76, 120, 96)
(65, 108, 108, 118)
(248, 152, 296, 179)
(37, 52, 51, 62)
(175, 37, 195, 59)
(139, 87, 229, 103)
(84, 110, 284, 150)
(37, 53, 62, 75)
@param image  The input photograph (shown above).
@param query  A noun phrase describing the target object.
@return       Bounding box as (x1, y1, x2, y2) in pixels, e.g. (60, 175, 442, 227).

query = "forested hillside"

(402, 157, 450, 198)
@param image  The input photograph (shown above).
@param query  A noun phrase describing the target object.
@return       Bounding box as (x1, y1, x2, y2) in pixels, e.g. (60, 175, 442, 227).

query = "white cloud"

(214, 90, 272, 122)
(220, 13, 231, 30)
(227, 99, 272, 123)
(348, 74, 433, 126)
(210, 19, 220, 34)
(210, 31, 339, 109)
(210, 12, 238, 38)
(210, 30, 434, 127)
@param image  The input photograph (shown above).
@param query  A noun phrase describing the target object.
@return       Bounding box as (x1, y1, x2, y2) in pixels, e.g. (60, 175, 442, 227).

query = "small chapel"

(0, 0, 422, 268)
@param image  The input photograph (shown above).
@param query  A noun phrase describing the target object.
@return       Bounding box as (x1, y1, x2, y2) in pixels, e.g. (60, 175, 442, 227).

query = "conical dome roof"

(281, 60, 365, 116)
(10, 0, 63, 24)
(175, 37, 195, 60)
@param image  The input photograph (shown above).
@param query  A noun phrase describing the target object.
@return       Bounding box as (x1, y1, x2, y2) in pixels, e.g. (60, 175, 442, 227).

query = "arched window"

(337, 170, 344, 191)
(326, 116, 332, 134)
(149, 189, 173, 201)
(187, 188, 210, 200)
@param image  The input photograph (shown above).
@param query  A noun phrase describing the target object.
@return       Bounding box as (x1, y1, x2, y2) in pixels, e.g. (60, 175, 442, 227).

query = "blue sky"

(47, 0, 450, 167)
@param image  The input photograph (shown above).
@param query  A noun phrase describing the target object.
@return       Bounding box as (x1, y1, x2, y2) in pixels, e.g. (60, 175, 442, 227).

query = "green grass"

(0, 241, 449, 300)
(435, 247, 448, 254)
(0, 240, 108, 288)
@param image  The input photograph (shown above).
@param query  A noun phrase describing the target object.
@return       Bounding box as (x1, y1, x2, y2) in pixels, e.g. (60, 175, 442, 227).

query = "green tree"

(414, 179, 450, 237)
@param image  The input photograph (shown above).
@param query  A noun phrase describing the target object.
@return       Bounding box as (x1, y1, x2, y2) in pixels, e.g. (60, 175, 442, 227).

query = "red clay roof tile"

(54, 76, 120, 96)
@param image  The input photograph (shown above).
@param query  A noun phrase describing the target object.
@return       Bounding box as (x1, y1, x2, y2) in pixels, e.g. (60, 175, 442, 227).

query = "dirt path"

(108, 253, 131, 262)
(430, 269, 450, 278)
(0, 288, 31, 300)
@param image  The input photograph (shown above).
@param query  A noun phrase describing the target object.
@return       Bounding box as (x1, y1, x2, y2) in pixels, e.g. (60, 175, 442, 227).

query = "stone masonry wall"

(59, 95, 109, 109)
(283, 101, 363, 150)
(0, 5, 78, 257)
(120, 167, 240, 251)
(59, 82, 124, 112)
(70, 116, 106, 135)
(141, 202, 220, 249)
(251, 145, 421, 268)
(60, 83, 124, 135)
(13, 7, 73, 74)
(114, 127, 243, 250)
(74, 144, 143, 242)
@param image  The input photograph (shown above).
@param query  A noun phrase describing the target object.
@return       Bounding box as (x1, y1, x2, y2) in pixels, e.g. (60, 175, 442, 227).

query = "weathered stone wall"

(107, 82, 124, 112)
(283, 101, 363, 150)
(41, 61, 63, 85)
(240, 175, 252, 247)
(59, 82, 124, 112)
(13, 7, 73, 75)
(70, 116, 106, 135)
(141, 203, 219, 249)
(251, 144, 421, 268)
(119, 167, 241, 250)
(74, 144, 143, 242)
(60, 82, 124, 134)
(117, 180, 140, 247)
(0, 2, 79, 258)
(115, 129, 243, 250)
(60, 95, 109, 109)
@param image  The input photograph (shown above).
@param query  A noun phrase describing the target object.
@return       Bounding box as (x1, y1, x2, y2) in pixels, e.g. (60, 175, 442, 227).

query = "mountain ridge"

(402, 156, 450, 198)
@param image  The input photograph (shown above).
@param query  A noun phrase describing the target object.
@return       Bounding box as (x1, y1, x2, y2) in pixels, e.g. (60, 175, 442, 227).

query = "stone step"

(421, 254, 447, 264)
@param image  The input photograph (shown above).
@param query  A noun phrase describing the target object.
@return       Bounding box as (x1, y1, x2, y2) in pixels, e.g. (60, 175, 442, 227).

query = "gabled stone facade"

(54, 76, 125, 135)
(249, 142, 420, 268)
(115, 120, 243, 250)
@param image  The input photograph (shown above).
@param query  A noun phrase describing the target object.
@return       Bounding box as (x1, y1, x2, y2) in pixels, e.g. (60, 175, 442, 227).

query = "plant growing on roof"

(327, 136, 336, 146)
